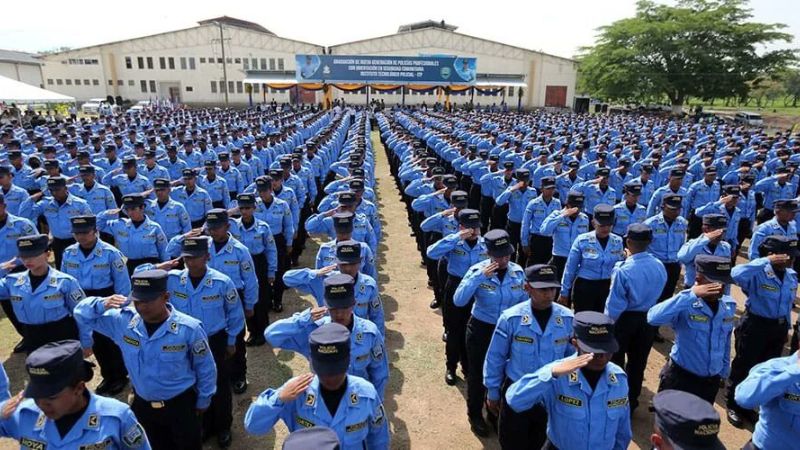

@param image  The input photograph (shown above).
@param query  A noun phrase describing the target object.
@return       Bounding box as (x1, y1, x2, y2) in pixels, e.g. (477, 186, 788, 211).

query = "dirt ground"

(0, 129, 789, 449)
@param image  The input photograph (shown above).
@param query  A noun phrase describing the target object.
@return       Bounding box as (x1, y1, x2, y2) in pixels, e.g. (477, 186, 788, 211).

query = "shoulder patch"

(350, 393, 359, 405)
(305, 393, 315, 406)
(569, 371, 579, 383)
(122, 423, 145, 448)
(608, 372, 618, 384)
(87, 413, 99, 428)
(192, 339, 208, 356)
(521, 314, 530, 325)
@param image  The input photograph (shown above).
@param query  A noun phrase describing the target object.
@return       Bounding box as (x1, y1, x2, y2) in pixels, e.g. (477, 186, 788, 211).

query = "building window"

(107, 80, 113, 86)
(234, 58, 241, 64)
(269, 58, 276, 70)
(83, 79, 90, 85)
(66, 79, 72, 85)
(508, 87, 515, 96)
(185, 86, 193, 92)
(260, 58, 266, 70)
(180, 57, 186, 70)
(200, 57, 206, 64)
(117, 80, 123, 86)
(251, 58, 257, 69)
(243, 59, 249, 70)
(146, 57, 153, 69)
(75, 79, 81, 86)
(128, 80, 134, 86)
(125, 57, 132, 69)
(228, 81, 234, 93)
(189, 57, 196, 70)
(137, 57, 144, 69)
(210, 81, 217, 93)
(236, 81, 243, 93)
(219, 81, 226, 93)
(56, 79, 63, 85)
(253, 83, 259, 93)
(47, 79, 53, 85)
(141, 80, 147, 93)
(278, 58, 284, 70)
(159, 57, 166, 69)
(226, 58, 232, 64)
(217, 58, 223, 64)
(149, 80, 156, 93)
(168, 57, 175, 70)
(92, 79, 99, 86)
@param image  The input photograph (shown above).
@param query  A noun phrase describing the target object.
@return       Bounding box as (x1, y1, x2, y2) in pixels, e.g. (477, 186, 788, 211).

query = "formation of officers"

(0, 104, 388, 449)
(381, 107, 800, 450)
(0, 103, 797, 450)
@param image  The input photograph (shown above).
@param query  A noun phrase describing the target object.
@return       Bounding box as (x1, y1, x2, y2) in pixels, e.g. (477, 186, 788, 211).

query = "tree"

(781, 68, 800, 107)
(577, 0, 796, 114)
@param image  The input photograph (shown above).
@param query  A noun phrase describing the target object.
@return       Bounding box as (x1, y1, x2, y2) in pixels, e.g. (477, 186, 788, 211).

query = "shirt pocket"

(41, 294, 66, 321)
(159, 347, 187, 378)
(778, 391, 800, 431)
(604, 404, 627, 441)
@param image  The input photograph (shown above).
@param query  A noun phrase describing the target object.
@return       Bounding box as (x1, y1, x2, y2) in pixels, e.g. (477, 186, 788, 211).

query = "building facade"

(0, 49, 44, 88)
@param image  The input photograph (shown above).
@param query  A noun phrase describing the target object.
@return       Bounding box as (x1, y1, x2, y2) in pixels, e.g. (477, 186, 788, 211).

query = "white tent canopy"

(0, 75, 75, 104)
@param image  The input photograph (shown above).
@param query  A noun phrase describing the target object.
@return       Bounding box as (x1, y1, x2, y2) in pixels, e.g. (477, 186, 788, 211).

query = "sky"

(1, 0, 797, 59)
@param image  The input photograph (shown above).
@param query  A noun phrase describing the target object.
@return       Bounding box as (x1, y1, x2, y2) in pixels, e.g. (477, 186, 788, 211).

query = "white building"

(40, 17, 323, 105)
(0, 49, 44, 88)
(326, 20, 577, 109)
(40, 18, 577, 109)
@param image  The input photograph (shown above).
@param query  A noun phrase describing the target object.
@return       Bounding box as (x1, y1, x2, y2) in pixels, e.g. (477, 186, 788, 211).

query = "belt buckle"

(778, 317, 787, 325)
(150, 401, 165, 409)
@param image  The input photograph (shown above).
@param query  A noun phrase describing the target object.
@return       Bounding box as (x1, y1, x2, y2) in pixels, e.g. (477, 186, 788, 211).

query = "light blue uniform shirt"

(254, 196, 295, 245)
(540, 210, 590, 257)
(427, 234, 489, 277)
(170, 186, 212, 223)
(521, 196, 561, 243)
(749, 217, 798, 260)
(0, 214, 37, 270)
(561, 231, 624, 297)
(145, 198, 192, 240)
(495, 186, 538, 223)
(20, 194, 92, 239)
(61, 240, 130, 293)
(0, 184, 29, 215)
(315, 240, 376, 279)
(677, 236, 732, 288)
(611, 202, 647, 236)
(96, 212, 167, 261)
(229, 217, 278, 277)
(643, 214, 688, 263)
(69, 182, 117, 215)
(732, 257, 797, 325)
(604, 252, 667, 321)
(454, 260, 527, 325)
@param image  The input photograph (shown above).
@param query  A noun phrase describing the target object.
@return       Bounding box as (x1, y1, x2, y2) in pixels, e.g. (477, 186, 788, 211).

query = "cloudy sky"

(2, 0, 797, 58)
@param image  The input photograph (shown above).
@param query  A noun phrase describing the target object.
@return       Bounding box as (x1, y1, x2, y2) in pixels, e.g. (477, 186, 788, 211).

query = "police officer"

(282, 427, 340, 450)
(611, 182, 646, 237)
(230, 193, 278, 346)
(495, 168, 538, 266)
(102, 156, 152, 197)
(0, 234, 86, 353)
(315, 211, 377, 279)
(454, 229, 527, 436)
(505, 311, 632, 450)
(146, 178, 192, 241)
(204, 208, 257, 394)
(686, 166, 721, 239)
(74, 269, 217, 450)
(520, 176, 560, 266)
(253, 175, 295, 312)
(484, 264, 574, 449)
(540, 191, 590, 280)
(307, 191, 378, 253)
(266, 273, 389, 400)
(726, 235, 799, 427)
(0, 165, 30, 216)
(650, 390, 725, 450)
(284, 240, 384, 333)
(648, 168, 689, 218)
(644, 194, 688, 313)
(604, 223, 667, 412)
(157, 236, 244, 448)
(62, 215, 131, 396)
(245, 323, 389, 448)
(677, 214, 732, 290)
(0, 340, 152, 449)
(427, 209, 488, 385)
(171, 169, 213, 229)
(560, 204, 625, 312)
(200, 160, 230, 209)
(97, 194, 168, 275)
(20, 177, 93, 269)
(748, 198, 798, 260)
(647, 255, 737, 404)
(734, 351, 800, 450)
(70, 165, 116, 217)
(0, 192, 37, 351)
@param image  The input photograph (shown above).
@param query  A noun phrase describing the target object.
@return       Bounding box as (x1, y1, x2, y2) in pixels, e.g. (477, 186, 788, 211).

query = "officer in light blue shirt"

(644, 194, 688, 306)
(726, 235, 799, 427)
(284, 240, 384, 334)
(604, 224, 667, 412)
(97, 194, 168, 274)
(454, 229, 527, 436)
(0, 165, 29, 215)
(265, 274, 388, 400)
(505, 311, 632, 450)
(734, 352, 800, 450)
(74, 269, 216, 449)
(520, 176, 560, 265)
(62, 215, 131, 396)
(495, 168, 538, 266)
(695, 184, 744, 252)
(561, 204, 625, 313)
(647, 255, 737, 404)
(139, 150, 170, 185)
(540, 191, 590, 280)
(199, 160, 230, 209)
(570, 167, 617, 221)
(0, 340, 152, 450)
(686, 166, 721, 238)
(245, 323, 389, 449)
(306, 192, 377, 253)
(677, 214, 732, 290)
(612, 182, 647, 236)
(754, 169, 795, 221)
(0, 195, 37, 275)
(171, 168, 213, 228)
(70, 165, 117, 215)
(749, 198, 798, 260)
(0, 234, 86, 353)
(647, 169, 689, 218)
(315, 213, 377, 279)
(102, 156, 152, 197)
(252, 175, 295, 312)
(162, 145, 188, 181)
(484, 264, 573, 449)
(157, 236, 243, 447)
(145, 178, 191, 240)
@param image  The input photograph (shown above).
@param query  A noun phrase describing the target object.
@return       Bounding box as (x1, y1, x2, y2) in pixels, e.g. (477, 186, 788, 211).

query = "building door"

(168, 86, 181, 104)
(544, 85, 567, 107)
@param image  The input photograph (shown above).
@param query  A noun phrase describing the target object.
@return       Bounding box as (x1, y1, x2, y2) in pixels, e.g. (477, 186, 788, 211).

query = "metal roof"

(397, 20, 458, 33)
(0, 49, 41, 65)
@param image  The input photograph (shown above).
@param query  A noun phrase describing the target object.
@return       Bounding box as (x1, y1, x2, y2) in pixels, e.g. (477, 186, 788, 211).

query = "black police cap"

(662, 195, 683, 210)
(268, 169, 283, 178)
(625, 223, 652, 241)
(332, 211, 354, 232)
(237, 193, 256, 207)
(759, 235, 800, 257)
(153, 178, 170, 190)
(181, 236, 209, 258)
(205, 208, 229, 228)
(47, 176, 67, 189)
(323, 273, 355, 309)
(722, 184, 740, 195)
(567, 191, 585, 207)
(702, 214, 727, 228)
(70, 215, 96, 233)
(338, 191, 357, 206)
(349, 179, 365, 191)
(669, 168, 686, 178)
(182, 168, 197, 178)
(25, 340, 92, 399)
(450, 190, 468, 208)
(540, 176, 556, 189)
(335, 239, 362, 264)
(593, 204, 615, 225)
(774, 199, 799, 212)
(43, 159, 60, 170)
(695, 255, 734, 284)
(485, 229, 514, 258)
(309, 323, 351, 376)
(122, 193, 145, 207)
(255, 175, 272, 191)
(595, 167, 611, 178)
(624, 181, 642, 195)
(457, 209, 481, 228)
(524, 264, 560, 289)
(17, 234, 49, 258)
(573, 311, 618, 354)
(130, 269, 168, 302)
(653, 390, 724, 450)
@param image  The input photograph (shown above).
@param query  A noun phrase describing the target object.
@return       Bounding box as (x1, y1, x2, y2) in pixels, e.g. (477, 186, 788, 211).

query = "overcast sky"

(2, 0, 797, 58)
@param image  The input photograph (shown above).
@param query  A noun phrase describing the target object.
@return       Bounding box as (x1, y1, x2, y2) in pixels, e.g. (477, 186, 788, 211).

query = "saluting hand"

(278, 373, 315, 403)
(703, 229, 724, 242)
(1, 391, 23, 419)
(458, 229, 475, 240)
(442, 207, 456, 217)
(103, 294, 128, 310)
(562, 207, 579, 217)
(317, 264, 337, 276)
(310, 306, 329, 322)
(482, 261, 499, 278)
(767, 254, 791, 265)
(691, 282, 723, 299)
(551, 353, 594, 377)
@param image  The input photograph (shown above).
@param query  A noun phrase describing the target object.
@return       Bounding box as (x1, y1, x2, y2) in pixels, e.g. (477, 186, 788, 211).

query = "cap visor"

(70, 226, 95, 234)
(576, 337, 619, 355)
(528, 281, 561, 289)
(25, 379, 69, 399)
(594, 219, 614, 226)
(704, 274, 734, 285)
(488, 245, 514, 258)
(670, 437, 726, 450)
(311, 358, 350, 376)
(128, 291, 162, 303)
(17, 249, 46, 258)
(205, 222, 226, 229)
(336, 257, 361, 265)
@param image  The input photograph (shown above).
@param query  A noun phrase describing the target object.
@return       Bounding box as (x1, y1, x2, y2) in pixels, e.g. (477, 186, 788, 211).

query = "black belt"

(744, 310, 788, 326)
(134, 387, 194, 410)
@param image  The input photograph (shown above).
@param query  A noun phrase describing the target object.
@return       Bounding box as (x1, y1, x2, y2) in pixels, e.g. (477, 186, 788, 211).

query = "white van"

(734, 112, 763, 126)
